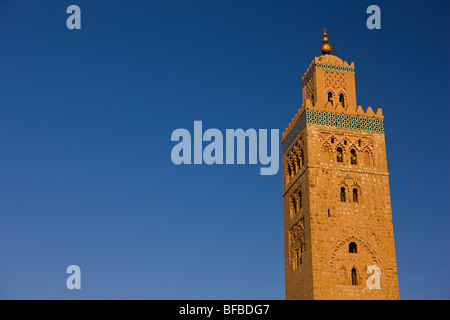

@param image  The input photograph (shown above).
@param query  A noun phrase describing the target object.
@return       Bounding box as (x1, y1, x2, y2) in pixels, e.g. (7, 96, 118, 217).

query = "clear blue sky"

(0, 0, 448, 299)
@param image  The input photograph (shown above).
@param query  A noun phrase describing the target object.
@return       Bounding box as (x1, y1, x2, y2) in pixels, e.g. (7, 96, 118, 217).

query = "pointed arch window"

(297, 150, 303, 169)
(292, 197, 297, 215)
(340, 187, 346, 202)
(328, 92, 333, 103)
(353, 188, 359, 203)
(339, 93, 345, 106)
(336, 147, 343, 163)
(350, 149, 357, 165)
(351, 268, 358, 286)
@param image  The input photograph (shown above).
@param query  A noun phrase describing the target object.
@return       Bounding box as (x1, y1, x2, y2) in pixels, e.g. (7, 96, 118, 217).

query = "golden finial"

(320, 28, 332, 55)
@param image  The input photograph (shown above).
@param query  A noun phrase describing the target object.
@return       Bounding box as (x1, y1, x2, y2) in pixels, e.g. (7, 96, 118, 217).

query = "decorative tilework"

(282, 110, 384, 154)
(315, 63, 355, 73)
(282, 111, 307, 155)
(302, 63, 354, 86)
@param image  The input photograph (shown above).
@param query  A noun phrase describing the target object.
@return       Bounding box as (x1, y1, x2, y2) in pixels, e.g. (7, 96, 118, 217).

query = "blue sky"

(0, 0, 448, 299)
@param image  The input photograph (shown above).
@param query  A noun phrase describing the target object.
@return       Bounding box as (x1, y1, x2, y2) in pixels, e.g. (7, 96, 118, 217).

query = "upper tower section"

(282, 30, 384, 151)
(302, 29, 358, 113)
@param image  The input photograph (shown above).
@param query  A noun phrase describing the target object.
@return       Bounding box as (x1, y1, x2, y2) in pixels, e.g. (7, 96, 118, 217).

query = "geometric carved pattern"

(285, 138, 304, 185)
(302, 63, 354, 86)
(282, 110, 384, 155)
(324, 71, 346, 90)
(329, 235, 380, 268)
(289, 220, 305, 269)
(304, 76, 314, 103)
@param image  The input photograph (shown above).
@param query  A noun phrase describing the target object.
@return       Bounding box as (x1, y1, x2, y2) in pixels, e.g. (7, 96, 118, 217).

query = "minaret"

(282, 30, 399, 300)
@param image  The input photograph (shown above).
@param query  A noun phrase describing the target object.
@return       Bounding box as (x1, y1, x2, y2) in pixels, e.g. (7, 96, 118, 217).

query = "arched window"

(298, 191, 302, 209)
(286, 166, 291, 184)
(351, 268, 358, 285)
(349, 242, 357, 253)
(292, 197, 297, 214)
(350, 149, 357, 164)
(340, 187, 346, 202)
(350, 149, 357, 165)
(311, 94, 314, 105)
(297, 150, 303, 169)
(353, 189, 359, 203)
(328, 92, 333, 103)
(336, 147, 343, 163)
(339, 93, 345, 106)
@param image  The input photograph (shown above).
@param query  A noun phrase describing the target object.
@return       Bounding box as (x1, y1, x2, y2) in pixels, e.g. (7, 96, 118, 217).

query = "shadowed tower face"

(282, 30, 399, 300)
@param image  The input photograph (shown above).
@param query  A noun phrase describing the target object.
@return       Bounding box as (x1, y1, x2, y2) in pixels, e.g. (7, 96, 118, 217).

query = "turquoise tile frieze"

(282, 109, 384, 154)
(315, 63, 354, 73)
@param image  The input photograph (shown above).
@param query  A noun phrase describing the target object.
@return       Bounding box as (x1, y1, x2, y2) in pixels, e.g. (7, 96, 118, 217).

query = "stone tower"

(282, 30, 399, 300)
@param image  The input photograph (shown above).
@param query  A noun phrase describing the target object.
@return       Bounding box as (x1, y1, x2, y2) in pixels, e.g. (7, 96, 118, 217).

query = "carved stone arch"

(289, 221, 306, 269)
(350, 265, 361, 286)
(326, 89, 335, 105)
(293, 143, 303, 168)
(335, 142, 346, 152)
(337, 90, 347, 107)
(321, 141, 332, 163)
(329, 134, 337, 144)
(348, 145, 359, 165)
(338, 180, 349, 203)
(329, 235, 380, 267)
(350, 182, 361, 203)
(361, 147, 374, 167)
(339, 264, 348, 285)
(294, 138, 303, 150)
(335, 143, 346, 163)
(294, 186, 303, 211)
(288, 153, 296, 174)
(289, 195, 296, 218)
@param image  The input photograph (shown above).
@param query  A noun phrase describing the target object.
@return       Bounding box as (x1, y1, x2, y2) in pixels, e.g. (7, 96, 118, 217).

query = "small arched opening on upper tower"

(336, 147, 343, 163)
(350, 149, 357, 165)
(339, 93, 345, 106)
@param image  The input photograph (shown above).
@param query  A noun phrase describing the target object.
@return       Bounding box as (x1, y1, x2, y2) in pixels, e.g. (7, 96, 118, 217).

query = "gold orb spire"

(320, 28, 332, 55)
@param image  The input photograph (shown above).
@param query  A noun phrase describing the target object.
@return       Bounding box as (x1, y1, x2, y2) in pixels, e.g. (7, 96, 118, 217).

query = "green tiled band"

(282, 109, 384, 154)
(315, 63, 354, 73)
(306, 110, 384, 133)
